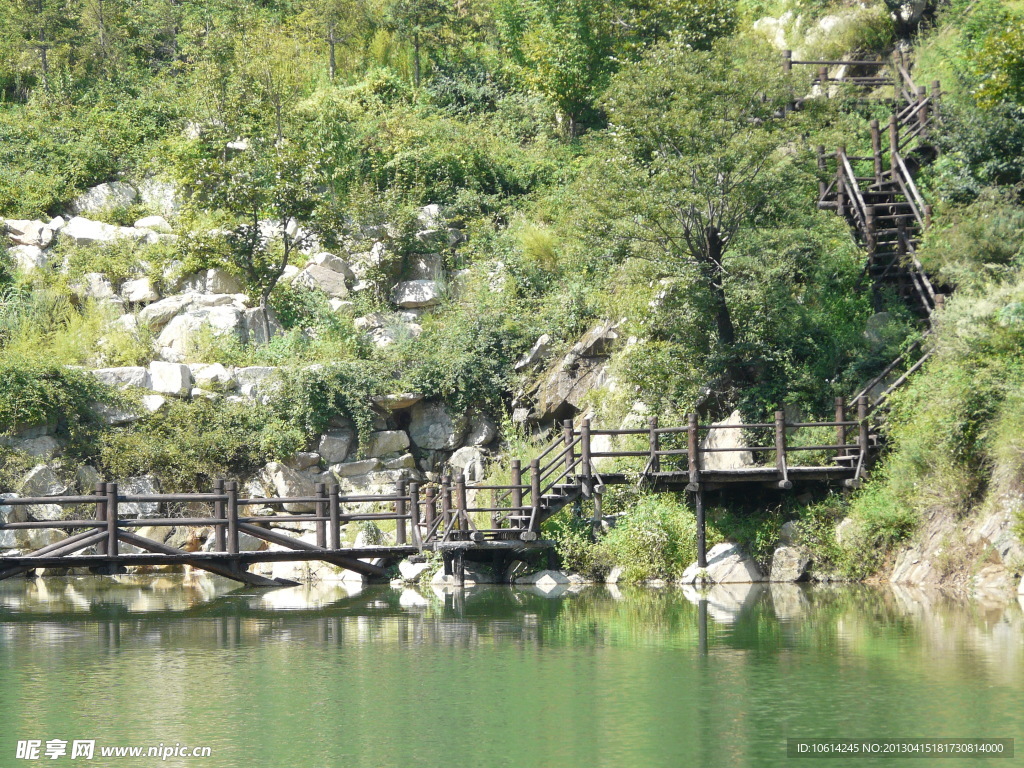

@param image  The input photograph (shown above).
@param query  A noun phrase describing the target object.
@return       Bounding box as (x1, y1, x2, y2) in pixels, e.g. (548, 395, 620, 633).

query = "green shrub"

(597, 495, 697, 582)
(98, 398, 303, 492)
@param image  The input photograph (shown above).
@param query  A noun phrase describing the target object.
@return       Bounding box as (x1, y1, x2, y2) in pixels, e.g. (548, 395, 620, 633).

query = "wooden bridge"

(0, 54, 944, 588)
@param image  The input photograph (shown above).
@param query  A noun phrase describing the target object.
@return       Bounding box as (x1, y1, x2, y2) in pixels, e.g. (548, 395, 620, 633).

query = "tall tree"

(298, 0, 371, 79)
(597, 38, 798, 374)
(385, 0, 454, 88)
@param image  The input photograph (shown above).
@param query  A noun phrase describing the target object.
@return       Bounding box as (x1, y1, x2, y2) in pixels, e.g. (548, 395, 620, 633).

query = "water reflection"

(1, 577, 1022, 768)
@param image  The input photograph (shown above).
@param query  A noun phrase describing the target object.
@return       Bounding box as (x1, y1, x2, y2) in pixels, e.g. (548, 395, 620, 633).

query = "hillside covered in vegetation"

(0, 0, 1022, 589)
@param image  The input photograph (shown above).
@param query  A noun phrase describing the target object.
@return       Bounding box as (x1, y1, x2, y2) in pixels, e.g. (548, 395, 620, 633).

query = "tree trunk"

(704, 225, 736, 347)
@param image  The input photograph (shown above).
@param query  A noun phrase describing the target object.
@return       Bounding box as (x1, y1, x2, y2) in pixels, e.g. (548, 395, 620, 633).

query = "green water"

(1, 577, 1022, 768)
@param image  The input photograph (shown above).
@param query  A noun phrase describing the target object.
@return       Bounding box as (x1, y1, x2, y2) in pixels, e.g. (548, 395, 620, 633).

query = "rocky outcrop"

(69, 182, 137, 216)
(528, 321, 620, 421)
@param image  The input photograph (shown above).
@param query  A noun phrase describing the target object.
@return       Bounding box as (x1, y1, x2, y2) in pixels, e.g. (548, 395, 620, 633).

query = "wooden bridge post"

(931, 80, 941, 121)
(835, 397, 847, 458)
(782, 49, 792, 72)
(510, 460, 522, 527)
(455, 475, 468, 535)
(836, 147, 846, 217)
(817, 66, 828, 87)
(925, 204, 933, 230)
(315, 482, 328, 548)
(816, 145, 827, 200)
(329, 483, 341, 549)
(648, 416, 660, 474)
(95, 482, 107, 556)
(395, 479, 408, 546)
(440, 473, 452, 530)
(865, 205, 877, 259)
(530, 459, 541, 525)
(226, 480, 240, 556)
(105, 482, 119, 558)
(889, 114, 899, 169)
(687, 414, 700, 485)
(857, 395, 870, 462)
(917, 85, 929, 136)
(423, 486, 436, 537)
(409, 482, 421, 548)
(870, 119, 883, 184)
(695, 489, 707, 569)
(213, 479, 226, 552)
(563, 419, 575, 474)
(580, 419, 592, 487)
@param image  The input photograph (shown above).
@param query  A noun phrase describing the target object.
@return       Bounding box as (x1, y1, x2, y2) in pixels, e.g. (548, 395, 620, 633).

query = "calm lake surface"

(1, 576, 1022, 768)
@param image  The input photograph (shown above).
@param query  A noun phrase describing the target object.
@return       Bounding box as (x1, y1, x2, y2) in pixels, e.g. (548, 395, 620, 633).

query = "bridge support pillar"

(692, 484, 707, 569)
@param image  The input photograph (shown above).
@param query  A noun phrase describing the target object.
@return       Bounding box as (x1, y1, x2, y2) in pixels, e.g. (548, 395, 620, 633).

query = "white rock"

(515, 334, 552, 371)
(235, 366, 279, 397)
(295, 264, 349, 298)
(206, 268, 245, 295)
(69, 182, 137, 215)
(188, 363, 236, 391)
(121, 277, 160, 304)
(60, 216, 121, 245)
(78, 272, 115, 300)
(133, 215, 172, 233)
(257, 462, 317, 512)
(331, 459, 383, 477)
(4, 219, 52, 248)
(515, 570, 570, 588)
(417, 204, 443, 229)
(148, 361, 193, 397)
(465, 414, 497, 446)
(399, 560, 432, 581)
(309, 252, 355, 281)
(700, 410, 754, 471)
(364, 430, 411, 457)
(679, 543, 765, 584)
(375, 393, 424, 411)
(10, 245, 46, 271)
(409, 401, 467, 450)
(142, 394, 167, 413)
(383, 453, 416, 470)
(319, 430, 355, 464)
(92, 366, 151, 389)
(136, 177, 178, 216)
(290, 452, 321, 471)
(139, 295, 192, 329)
(18, 465, 67, 496)
(392, 280, 443, 308)
(243, 307, 282, 344)
(449, 446, 486, 482)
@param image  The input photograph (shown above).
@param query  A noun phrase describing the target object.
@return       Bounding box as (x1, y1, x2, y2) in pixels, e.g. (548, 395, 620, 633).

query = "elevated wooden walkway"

(0, 54, 944, 588)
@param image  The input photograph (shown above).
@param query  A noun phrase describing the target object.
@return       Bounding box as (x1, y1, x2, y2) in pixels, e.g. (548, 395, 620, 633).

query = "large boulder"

(770, 546, 811, 582)
(60, 216, 121, 245)
(515, 334, 552, 372)
(18, 465, 67, 497)
(188, 363, 236, 391)
(148, 361, 193, 397)
(308, 252, 355, 281)
(139, 295, 192, 330)
(295, 264, 349, 298)
(10, 245, 47, 272)
(364, 430, 411, 457)
(69, 182, 137, 216)
(156, 305, 247, 359)
(529, 321, 619, 421)
(679, 542, 765, 584)
(409, 401, 467, 450)
(700, 410, 755, 471)
(91, 366, 151, 389)
(392, 280, 443, 309)
(242, 307, 282, 345)
(136, 177, 179, 217)
(319, 430, 355, 464)
(448, 446, 486, 482)
(257, 462, 317, 512)
(4, 219, 54, 248)
(121, 277, 160, 304)
(133, 215, 172, 234)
